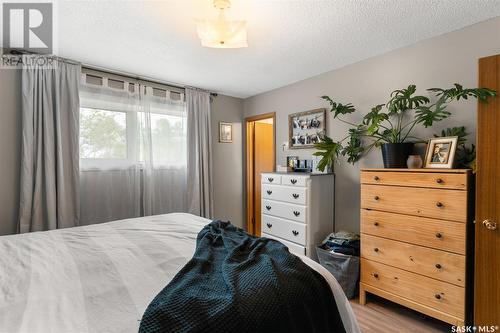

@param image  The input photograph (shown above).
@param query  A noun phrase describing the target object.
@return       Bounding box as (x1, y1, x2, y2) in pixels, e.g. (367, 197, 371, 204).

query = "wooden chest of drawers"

(261, 172, 335, 260)
(359, 169, 473, 326)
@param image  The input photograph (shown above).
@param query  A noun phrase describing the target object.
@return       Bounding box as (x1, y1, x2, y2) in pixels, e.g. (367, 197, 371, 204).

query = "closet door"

(475, 55, 500, 326)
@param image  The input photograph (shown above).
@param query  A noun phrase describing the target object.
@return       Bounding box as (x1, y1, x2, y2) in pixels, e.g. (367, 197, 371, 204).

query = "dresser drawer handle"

(292, 193, 299, 199)
(266, 223, 272, 228)
(435, 232, 442, 239)
(292, 230, 299, 236)
(372, 273, 379, 278)
(290, 179, 297, 185)
(435, 264, 442, 269)
(373, 176, 380, 181)
(436, 202, 444, 208)
(265, 205, 271, 211)
(373, 222, 379, 226)
(293, 211, 300, 217)
(374, 196, 380, 201)
(268, 177, 274, 182)
(267, 190, 272, 195)
(436, 178, 444, 184)
(435, 294, 442, 300)
(374, 247, 379, 252)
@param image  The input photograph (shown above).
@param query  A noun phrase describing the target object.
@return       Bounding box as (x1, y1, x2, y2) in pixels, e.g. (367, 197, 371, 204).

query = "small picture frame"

(288, 108, 326, 149)
(219, 122, 233, 143)
(424, 136, 459, 169)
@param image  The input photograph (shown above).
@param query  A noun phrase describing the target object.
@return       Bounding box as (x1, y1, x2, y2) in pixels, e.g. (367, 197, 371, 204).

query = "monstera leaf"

(428, 84, 497, 103)
(363, 104, 388, 135)
(415, 96, 451, 127)
(313, 135, 342, 172)
(321, 96, 356, 118)
(341, 127, 365, 164)
(387, 85, 430, 115)
(434, 126, 468, 145)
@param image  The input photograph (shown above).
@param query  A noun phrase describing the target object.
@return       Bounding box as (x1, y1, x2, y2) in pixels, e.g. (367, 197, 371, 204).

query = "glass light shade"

(196, 18, 248, 48)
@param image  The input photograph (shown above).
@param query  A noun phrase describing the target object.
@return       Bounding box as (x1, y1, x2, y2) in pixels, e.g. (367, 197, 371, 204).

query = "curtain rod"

(82, 63, 218, 97)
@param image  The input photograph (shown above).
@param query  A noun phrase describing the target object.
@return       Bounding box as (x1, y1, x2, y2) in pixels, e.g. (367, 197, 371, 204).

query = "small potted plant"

(314, 84, 496, 170)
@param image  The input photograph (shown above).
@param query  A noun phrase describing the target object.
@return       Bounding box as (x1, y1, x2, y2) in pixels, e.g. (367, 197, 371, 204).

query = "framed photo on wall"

(288, 108, 326, 149)
(219, 122, 233, 143)
(424, 136, 458, 168)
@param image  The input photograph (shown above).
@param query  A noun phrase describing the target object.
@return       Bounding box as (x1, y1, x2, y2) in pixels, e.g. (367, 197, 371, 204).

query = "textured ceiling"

(57, 0, 500, 98)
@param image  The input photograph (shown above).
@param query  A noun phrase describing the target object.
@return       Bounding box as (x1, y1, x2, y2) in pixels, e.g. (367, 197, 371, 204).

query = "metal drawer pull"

(435, 294, 442, 300)
(373, 273, 379, 278)
(290, 179, 297, 184)
(266, 223, 272, 228)
(292, 194, 299, 199)
(268, 177, 274, 182)
(436, 202, 444, 208)
(267, 190, 272, 195)
(435, 232, 442, 238)
(435, 264, 442, 269)
(436, 178, 444, 184)
(265, 205, 271, 210)
(373, 176, 380, 181)
(293, 211, 300, 217)
(374, 196, 380, 201)
(374, 248, 379, 252)
(292, 230, 299, 236)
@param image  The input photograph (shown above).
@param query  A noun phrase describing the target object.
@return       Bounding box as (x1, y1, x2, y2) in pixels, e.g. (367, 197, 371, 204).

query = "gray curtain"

(18, 55, 81, 233)
(186, 88, 213, 218)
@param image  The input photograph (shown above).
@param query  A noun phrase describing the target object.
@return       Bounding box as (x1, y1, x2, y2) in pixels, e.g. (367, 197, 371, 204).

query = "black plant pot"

(381, 143, 414, 168)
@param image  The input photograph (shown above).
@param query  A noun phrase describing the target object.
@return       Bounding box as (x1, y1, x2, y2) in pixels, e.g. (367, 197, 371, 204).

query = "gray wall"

(0, 69, 22, 235)
(243, 17, 500, 233)
(211, 95, 245, 227)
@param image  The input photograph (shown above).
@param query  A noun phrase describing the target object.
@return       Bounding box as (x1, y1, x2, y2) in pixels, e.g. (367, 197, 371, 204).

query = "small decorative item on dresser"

(424, 136, 458, 168)
(407, 154, 423, 169)
(219, 122, 233, 143)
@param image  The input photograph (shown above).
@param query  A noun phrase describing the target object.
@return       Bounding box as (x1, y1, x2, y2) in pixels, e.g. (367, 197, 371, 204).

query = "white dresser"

(261, 172, 335, 260)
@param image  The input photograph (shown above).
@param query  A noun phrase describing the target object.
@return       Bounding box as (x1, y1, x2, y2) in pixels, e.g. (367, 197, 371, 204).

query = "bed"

(0, 213, 360, 333)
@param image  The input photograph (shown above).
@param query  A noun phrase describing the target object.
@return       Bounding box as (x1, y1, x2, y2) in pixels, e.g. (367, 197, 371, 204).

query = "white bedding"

(0, 213, 360, 333)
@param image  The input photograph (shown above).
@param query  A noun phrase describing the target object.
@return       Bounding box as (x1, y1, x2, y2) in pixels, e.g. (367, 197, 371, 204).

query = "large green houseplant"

(314, 84, 496, 171)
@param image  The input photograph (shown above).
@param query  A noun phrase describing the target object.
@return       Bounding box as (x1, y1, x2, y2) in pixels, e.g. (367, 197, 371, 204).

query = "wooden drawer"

(361, 259, 464, 320)
(262, 232, 306, 256)
(361, 210, 466, 254)
(262, 173, 281, 185)
(281, 174, 309, 187)
(262, 215, 306, 245)
(261, 184, 307, 205)
(361, 171, 468, 190)
(361, 234, 465, 286)
(262, 199, 306, 223)
(361, 184, 467, 222)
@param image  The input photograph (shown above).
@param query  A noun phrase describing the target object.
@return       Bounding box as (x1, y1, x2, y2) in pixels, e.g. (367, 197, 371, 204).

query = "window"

(80, 108, 127, 159)
(79, 74, 187, 170)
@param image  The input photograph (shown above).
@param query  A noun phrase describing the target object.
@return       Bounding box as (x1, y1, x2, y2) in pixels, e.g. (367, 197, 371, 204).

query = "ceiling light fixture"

(196, 0, 248, 49)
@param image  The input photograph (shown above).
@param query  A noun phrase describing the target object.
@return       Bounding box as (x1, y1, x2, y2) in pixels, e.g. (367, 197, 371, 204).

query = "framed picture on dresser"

(424, 136, 458, 168)
(288, 108, 326, 149)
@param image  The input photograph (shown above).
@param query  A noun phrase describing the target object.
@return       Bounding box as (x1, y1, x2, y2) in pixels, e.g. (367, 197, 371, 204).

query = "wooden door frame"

(245, 112, 276, 235)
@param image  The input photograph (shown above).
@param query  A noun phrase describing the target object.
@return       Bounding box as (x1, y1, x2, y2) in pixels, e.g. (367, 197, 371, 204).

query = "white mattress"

(0, 213, 360, 333)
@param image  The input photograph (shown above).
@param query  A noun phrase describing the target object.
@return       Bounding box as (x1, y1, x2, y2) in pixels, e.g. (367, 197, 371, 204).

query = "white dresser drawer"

(262, 199, 307, 223)
(262, 215, 307, 245)
(262, 233, 306, 256)
(281, 175, 309, 187)
(262, 173, 281, 185)
(261, 184, 307, 205)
